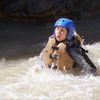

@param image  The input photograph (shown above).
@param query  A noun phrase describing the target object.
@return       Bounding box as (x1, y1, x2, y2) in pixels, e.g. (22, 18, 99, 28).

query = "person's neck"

(56, 39, 67, 44)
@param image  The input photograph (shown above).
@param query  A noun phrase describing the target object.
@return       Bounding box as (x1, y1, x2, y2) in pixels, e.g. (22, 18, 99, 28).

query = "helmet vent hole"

(63, 20, 64, 22)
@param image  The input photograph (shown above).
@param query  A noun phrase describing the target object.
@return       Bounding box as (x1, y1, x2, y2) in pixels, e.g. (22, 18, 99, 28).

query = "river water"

(0, 18, 100, 99)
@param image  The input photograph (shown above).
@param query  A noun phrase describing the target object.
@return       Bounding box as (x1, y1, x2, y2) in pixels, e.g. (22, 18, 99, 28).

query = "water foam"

(0, 42, 100, 99)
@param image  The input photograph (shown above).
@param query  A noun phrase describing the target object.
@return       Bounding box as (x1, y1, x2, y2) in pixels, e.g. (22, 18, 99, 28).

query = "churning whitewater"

(0, 42, 100, 100)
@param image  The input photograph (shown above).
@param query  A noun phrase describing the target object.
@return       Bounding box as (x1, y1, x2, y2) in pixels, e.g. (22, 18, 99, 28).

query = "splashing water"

(0, 42, 100, 100)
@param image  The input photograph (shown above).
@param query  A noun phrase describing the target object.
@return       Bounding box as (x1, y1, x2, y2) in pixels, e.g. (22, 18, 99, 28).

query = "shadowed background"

(0, 0, 100, 59)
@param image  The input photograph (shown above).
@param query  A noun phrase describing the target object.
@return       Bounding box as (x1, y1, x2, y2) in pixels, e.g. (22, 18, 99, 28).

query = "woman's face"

(55, 26, 68, 42)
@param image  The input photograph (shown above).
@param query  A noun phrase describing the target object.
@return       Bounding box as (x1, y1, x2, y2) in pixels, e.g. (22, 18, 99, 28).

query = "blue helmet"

(54, 18, 76, 41)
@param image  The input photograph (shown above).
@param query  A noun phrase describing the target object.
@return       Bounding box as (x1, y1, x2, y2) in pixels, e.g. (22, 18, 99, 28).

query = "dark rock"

(0, 0, 100, 21)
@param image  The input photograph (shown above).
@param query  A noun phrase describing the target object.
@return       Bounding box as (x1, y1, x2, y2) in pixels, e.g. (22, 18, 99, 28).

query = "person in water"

(41, 18, 97, 75)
